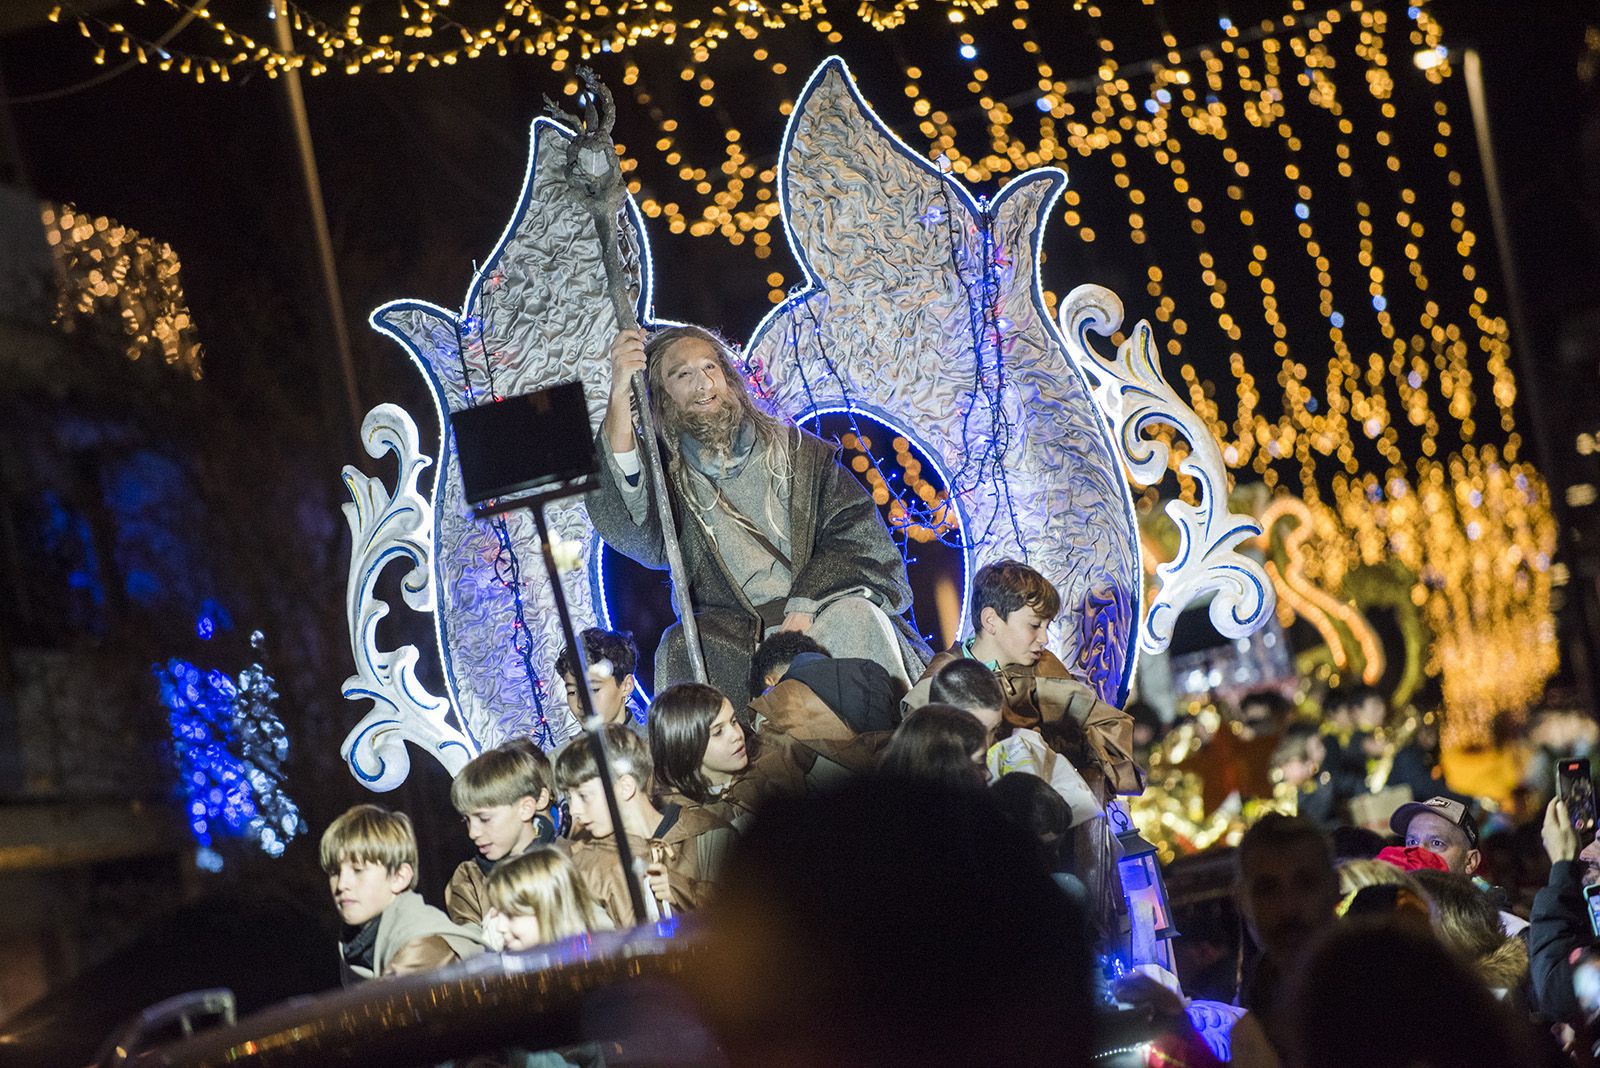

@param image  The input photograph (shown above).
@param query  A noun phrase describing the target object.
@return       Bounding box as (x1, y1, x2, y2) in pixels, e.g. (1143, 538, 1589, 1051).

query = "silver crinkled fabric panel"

(745, 61, 1140, 703)
(372, 118, 649, 751)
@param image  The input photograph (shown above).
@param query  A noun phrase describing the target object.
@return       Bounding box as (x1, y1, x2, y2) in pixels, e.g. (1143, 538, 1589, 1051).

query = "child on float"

(555, 627, 643, 735)
(556, 724, 735, 924)
(744, 633, 898, 779)
(930, 657, 1102, 828)
(445, 737, 560, 930)
(486, 846, 614, 952)
(484, 848, 614, 1068)
(877, 704, 991, 792)
(321, 804, 484, 985)
(651, 681, 814, 828)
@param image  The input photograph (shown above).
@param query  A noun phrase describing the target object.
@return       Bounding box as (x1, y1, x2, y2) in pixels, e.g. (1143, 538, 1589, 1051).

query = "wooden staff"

(548, 69, 709, 684)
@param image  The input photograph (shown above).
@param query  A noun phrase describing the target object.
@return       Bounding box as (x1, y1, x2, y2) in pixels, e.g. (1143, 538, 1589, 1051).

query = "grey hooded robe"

(586, 426, 932, 708)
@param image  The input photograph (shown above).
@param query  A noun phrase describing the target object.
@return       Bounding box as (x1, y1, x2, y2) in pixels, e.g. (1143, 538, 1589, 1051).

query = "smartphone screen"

(1586, 884, 1600, 939)
(1559, 757, 1597, 838)
(1576, 944, 1600, 1015)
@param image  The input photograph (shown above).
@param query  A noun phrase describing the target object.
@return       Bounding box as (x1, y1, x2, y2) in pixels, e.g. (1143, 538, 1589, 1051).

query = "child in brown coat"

(555, 725, 735, 925)
(444, 738, 560, 929)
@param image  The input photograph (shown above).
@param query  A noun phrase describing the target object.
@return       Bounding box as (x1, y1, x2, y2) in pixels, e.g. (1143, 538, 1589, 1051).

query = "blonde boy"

(445, 738, 558, 927)
(556, 724, 734, 925)
(320, 804, 483, 985)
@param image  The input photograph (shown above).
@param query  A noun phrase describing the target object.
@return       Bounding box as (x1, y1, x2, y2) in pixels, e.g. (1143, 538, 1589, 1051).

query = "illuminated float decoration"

(339, 56, 1273, 790)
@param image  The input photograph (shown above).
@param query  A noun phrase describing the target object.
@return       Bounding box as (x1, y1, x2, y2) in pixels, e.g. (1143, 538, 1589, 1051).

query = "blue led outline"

(743, 55, 1145, 703)
(371, 114, 660, 750)
(346, 716, 401, 783)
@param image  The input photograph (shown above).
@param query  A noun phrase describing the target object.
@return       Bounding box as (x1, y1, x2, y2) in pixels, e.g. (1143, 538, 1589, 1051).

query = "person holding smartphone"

(1531, 795, 1600, 1024)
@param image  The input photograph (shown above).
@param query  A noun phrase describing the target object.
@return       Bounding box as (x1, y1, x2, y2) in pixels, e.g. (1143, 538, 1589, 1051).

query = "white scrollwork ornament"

(340, 403, 475, 791)
(1060, 284, 1275, 653)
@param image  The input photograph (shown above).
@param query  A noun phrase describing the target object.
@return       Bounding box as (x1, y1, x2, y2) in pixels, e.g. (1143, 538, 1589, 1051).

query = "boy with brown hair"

(903, 558, 1142, 803)
(556, 724, 735, 924)
(321, 804, 484, 985)
(444, 737, 559, 927)
(555, 627, 643, 733)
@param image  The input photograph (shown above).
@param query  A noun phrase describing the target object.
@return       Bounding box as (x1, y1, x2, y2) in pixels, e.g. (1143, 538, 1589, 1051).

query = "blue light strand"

(932, 176, 1028, 557)
(456, 262, 503, 405)
(453, 277, 557, 749)
(774, 308, 937, 642)
(490, 515, 556, 749)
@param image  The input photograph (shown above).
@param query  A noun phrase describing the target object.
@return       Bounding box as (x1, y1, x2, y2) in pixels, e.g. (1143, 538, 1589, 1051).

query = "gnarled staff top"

(545, 67, 625, 218)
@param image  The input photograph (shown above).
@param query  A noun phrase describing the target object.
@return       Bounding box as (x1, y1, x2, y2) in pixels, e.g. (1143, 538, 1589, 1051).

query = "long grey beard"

(667, 396, 741, 464)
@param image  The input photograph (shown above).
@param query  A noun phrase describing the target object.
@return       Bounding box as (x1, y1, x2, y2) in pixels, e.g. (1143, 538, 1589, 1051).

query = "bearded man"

(586, 325, 932, 708)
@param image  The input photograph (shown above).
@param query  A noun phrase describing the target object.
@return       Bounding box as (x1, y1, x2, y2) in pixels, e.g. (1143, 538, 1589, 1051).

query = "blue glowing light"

(1372, 295, 1387, 312)
(959, 43, 977, 60)
(1328, 312, 1345, 329)
(1294, 202, 1309, 220)
(1035, 96, 1052, 113)
(1218, 16, 1233, 30)
(155, 632, 301, 859)
(1144, 99, 1159, 115)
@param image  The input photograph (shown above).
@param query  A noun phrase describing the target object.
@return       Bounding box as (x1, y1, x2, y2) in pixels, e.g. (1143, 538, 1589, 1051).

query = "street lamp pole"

(271, 0, 364, 443)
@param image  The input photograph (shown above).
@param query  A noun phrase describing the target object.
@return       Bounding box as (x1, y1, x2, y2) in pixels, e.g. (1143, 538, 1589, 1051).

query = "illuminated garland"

(42, 201, 204, 379)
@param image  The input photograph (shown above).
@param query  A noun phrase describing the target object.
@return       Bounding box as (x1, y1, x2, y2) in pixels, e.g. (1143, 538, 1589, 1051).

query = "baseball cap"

(1388, 795, 1480, 848)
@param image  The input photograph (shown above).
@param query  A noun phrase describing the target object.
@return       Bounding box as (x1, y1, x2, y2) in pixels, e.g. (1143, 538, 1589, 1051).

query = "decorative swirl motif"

(339, 403, 472, 791)
(745, 58, 1142, 704)
(1059, 284, 1274, 653)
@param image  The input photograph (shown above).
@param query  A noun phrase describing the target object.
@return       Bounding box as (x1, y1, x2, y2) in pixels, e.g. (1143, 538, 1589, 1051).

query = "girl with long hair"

(649, 682, 752, 806)
(486, 847, 612, 952)
(648, 681, 818, 832)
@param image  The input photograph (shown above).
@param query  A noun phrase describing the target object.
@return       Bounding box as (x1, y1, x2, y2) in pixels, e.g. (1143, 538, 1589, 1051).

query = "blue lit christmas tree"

(155, 629, 303, 868)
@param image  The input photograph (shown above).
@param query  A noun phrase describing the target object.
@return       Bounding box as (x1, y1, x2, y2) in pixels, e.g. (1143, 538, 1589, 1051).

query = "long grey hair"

(644, 324, 793, 533)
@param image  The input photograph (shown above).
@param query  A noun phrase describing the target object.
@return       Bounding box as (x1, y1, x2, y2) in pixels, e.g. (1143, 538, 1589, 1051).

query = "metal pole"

(271, 0, 363, 442)
(1461, 47, 1597, 704)
(530, 497, 652, 927)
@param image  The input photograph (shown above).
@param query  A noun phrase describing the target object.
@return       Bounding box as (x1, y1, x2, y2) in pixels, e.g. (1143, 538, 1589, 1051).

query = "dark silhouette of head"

(879, 704, 990, 792)
(1288, 919, 1534, 1068)
(694, 776, 1095, 1067)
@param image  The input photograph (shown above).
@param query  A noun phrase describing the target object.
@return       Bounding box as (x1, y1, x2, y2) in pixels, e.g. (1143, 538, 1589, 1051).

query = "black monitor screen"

(449, 382, 598, 506)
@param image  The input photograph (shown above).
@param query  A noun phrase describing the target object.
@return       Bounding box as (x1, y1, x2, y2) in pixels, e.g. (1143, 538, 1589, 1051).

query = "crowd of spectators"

(311, 558, 1600, 1065)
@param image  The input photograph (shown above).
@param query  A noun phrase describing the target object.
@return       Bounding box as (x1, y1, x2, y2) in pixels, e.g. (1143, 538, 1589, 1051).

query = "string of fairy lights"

(41, 202, 204, 379)
(43, 0, 1558, 745)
